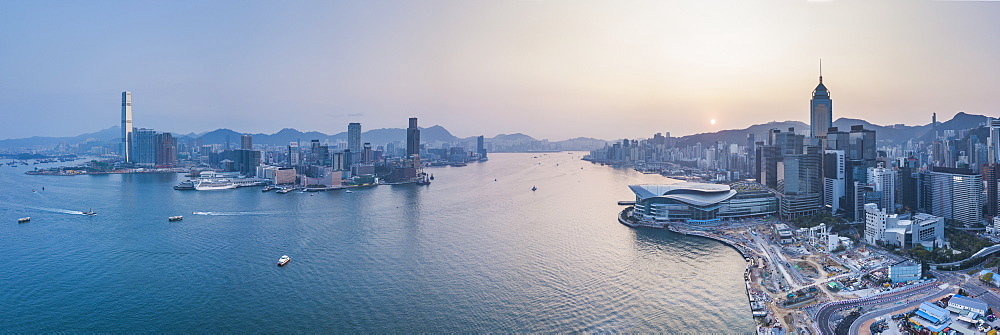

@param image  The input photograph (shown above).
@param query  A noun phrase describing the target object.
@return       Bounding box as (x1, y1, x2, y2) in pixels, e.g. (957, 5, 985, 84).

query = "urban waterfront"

(1, 153, 753, 333)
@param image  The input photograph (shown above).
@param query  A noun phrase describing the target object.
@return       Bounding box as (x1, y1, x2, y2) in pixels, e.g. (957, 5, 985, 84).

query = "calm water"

(0, 153, 754, 332)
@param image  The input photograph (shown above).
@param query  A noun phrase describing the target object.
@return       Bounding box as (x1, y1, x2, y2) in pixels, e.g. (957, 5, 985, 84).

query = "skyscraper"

(241, 134, 253, 150)
(132, 128, 158, 166)
(918, 167, 983, 226)
(867, 165, 897, 213)
(406, 117, 420, 158)
(348, 123, 361, 162)
(477, 135, 487, 160)
(810, 61, 832, 138)
(121, 91, 133, 163)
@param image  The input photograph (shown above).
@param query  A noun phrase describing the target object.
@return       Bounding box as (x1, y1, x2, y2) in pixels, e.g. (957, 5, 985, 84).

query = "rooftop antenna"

(819, 59, 823, 83)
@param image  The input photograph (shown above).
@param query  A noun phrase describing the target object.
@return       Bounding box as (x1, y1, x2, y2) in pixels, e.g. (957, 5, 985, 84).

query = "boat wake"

(192, 211, 284, 216)
(26, 206, 85, 215)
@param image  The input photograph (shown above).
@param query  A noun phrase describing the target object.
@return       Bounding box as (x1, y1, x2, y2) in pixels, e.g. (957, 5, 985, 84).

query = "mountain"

(675, 121, 808, 147)
(0, 126, 121, 148)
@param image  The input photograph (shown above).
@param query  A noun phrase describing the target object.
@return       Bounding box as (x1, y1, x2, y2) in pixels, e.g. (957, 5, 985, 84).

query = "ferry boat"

(82, 209, 97, 216)
(173, 180, 195, 190)
(18, 217, 30, 223)
(261, 185, 276, 192)
(276, 188, 293, 194)
(277, 255, 291, 266)
(168, 216, 183, 221)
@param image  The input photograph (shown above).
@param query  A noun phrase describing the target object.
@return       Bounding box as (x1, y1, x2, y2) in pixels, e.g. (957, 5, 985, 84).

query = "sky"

(1, 0, 999, 141)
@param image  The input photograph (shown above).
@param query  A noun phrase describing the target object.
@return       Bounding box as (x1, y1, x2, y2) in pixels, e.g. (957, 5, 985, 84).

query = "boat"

(173, 180, 195, 190)
(18, 217, 30, 223)
(168, 216, 183, 221)
(277, 255, 291, 266)
(531, 186, 537, 191)
(261, 185, 276, 192)
(83, 209, 97, 216)
(276, 188, 293, 194)
(345, 190, 353, 193)
(194, 179, 237, 191)
(429, 174, 434, 180)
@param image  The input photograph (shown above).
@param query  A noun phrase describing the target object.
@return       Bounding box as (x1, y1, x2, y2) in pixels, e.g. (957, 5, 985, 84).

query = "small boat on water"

(82, 209, 97, 216)
(531, 186, 537, 191)
(276, 188, 292, 194)
(345, 190, 353, 193)
(261, 185, 276, 192)
(168, 216, 183, 221)
(277, 255, 291, 266)
(18, 217, 30, 223)
(429, 174, 434, 180)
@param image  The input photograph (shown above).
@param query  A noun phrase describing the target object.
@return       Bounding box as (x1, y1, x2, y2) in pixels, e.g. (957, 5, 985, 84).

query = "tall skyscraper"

(348, 122, 361, 159)
(477, 135, 487, 160)
(155, 132, 177, 166)
(241, 134, 253, 150)
(809, 61, 832, 138)
(121, 91, 134, 163)
(988, 118, 1000, 164)
(406, 117, 420, 158)
(823, 150, 846, 213)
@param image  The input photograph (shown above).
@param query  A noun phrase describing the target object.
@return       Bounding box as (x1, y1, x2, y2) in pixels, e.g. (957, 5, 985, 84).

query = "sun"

(710, 119, 716, 125)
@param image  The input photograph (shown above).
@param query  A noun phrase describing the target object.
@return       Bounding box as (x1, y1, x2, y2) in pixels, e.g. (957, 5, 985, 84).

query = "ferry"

(18, 217, 30, 223)
(261, 185, 276, 192)
(277, 255, 291, 266)
(276, 188, 293, 194)
(173, 180, 195, 190)
(168, 216, 183, 221)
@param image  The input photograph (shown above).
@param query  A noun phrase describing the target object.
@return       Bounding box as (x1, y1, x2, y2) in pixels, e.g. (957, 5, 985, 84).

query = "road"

(813, 280, 943, 335)
(847, 286, 955, 335)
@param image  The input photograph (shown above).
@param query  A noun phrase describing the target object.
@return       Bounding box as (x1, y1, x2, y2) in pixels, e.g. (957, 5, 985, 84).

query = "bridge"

(931, 243, 1000, 268)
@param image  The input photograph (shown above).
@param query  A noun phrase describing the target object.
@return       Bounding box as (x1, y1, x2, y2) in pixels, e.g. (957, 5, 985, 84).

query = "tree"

(982, 272, 994, 284)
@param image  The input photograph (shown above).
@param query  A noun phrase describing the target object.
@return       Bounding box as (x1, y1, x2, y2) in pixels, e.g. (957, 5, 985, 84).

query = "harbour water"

(0, 153, 754, 332)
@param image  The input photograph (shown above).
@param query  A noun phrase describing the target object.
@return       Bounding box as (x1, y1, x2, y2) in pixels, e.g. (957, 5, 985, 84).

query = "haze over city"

(2, 0, 998, 140)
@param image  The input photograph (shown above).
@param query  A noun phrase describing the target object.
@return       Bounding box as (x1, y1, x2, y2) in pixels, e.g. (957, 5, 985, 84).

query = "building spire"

(819, 59, 823, 83)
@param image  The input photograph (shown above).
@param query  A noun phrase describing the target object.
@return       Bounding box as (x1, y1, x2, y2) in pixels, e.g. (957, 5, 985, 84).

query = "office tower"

(867, 165, 897, 213)
(121, 91, 134, 163)
(406, 117, 420, 158)
(918, 167, 983, 226)
(132, 128, 158, 165)
(898, 157, 920, 211)
(155, 132, 177, 166)
(234, 149, 261, 176)
(989, 118, 1000, 164)
(779, 143, 824, 218)
(288, 142, 300, 166)
(331, 152, 346, 171)
(810, 61, 832, 138)
(984, 164, 1000, 217)
(241, 134, 253, 150)
(825, 127, 849, 151)
(824, 150, 845, 213)
(477, 135, 487, 160)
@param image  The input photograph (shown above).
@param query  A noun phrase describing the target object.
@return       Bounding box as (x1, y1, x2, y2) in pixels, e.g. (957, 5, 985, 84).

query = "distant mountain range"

(0, 111, 991, 152)
(673, 111, 990, 147)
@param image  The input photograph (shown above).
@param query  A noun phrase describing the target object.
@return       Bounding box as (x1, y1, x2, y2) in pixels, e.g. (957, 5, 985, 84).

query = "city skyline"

(2, 1, 999, 140)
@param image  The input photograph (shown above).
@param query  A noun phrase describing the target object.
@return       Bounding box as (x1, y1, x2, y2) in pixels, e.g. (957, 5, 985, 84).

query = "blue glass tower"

(810, 61, 832, 138)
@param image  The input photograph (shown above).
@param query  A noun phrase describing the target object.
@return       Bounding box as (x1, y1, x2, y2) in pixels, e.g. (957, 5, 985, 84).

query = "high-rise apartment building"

(823, 150, 845, 213)
(477, 135, 487, 160)
(155, 132, 176, 166)
(121, 92, 133, 163)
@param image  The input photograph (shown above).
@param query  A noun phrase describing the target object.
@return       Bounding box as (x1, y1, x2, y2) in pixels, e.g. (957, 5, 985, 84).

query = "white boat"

(83, 208, 97, 216)
(277, 255, 291, 266)
(194, 179, 237, 191)
(345, 190, 353, 193)
(18, 217, 30, 223)
(168, 216, 183, 221)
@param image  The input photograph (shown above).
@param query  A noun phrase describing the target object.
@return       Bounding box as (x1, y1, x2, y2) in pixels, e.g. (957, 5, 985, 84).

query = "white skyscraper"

(121, 91, 134, 163)
(868, 166, 897, 213)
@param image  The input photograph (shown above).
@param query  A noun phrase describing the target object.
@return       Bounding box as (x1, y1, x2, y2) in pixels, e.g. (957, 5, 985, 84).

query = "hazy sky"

(2, 0, 998, 141)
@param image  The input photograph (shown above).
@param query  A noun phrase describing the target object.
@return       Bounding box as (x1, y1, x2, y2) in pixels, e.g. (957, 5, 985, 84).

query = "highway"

(813, 280, 943, 335)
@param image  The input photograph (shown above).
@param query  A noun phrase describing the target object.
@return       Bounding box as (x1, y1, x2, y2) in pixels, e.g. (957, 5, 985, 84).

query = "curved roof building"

(628, 181, 777, 223)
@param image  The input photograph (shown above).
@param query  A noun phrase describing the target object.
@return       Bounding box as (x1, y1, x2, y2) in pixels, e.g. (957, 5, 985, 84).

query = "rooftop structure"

(627, 181, 777, 223)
